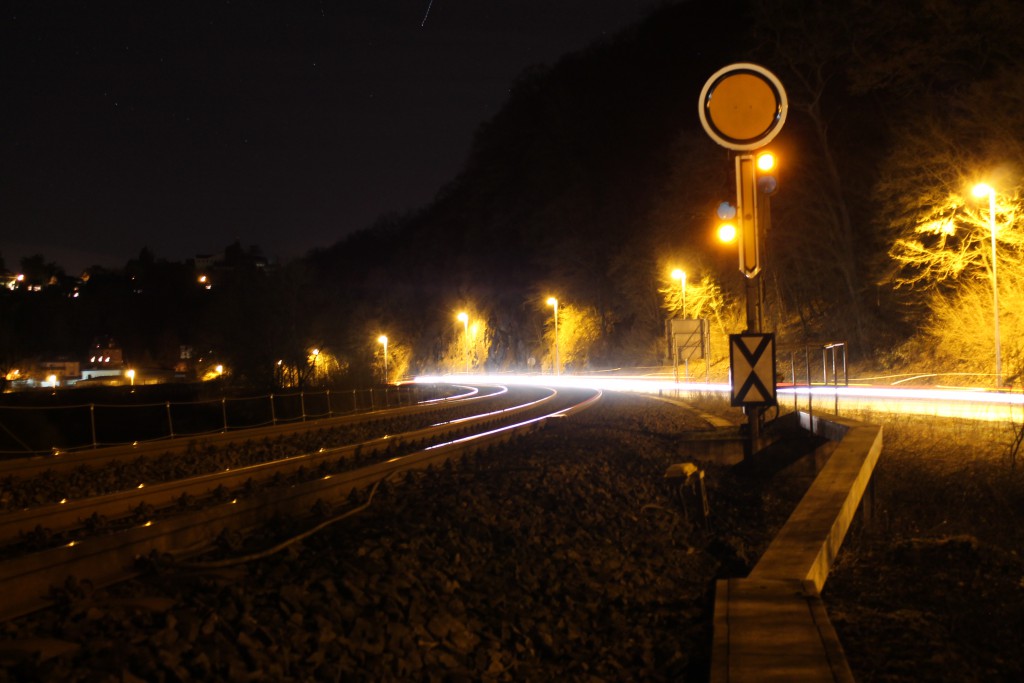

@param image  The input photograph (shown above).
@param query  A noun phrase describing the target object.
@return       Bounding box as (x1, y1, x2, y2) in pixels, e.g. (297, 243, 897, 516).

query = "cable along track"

(0, 385, 601, 621)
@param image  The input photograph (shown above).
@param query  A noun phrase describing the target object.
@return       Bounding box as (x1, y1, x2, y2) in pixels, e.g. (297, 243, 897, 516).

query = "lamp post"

(377, 335, 389, 384)
(457, 311, 470, 374)
(546, 297, 559, 376)
(126, 369, 135, 387)
(972, 183, 1002, 387)
(671, 269, 687, 318)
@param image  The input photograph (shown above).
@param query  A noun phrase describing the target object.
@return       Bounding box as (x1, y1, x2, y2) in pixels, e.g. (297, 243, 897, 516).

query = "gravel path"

(0, 392, 804, 682)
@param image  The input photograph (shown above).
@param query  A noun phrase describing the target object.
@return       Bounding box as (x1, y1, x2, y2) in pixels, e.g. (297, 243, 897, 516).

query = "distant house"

(38, 359, 81, 383)
(81, 338, 125, 381)
(195, 241, 270, 274)
(194, 253, 218, 271)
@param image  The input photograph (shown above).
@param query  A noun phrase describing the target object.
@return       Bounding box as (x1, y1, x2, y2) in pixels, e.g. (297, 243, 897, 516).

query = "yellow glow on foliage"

(201, 365, 225, 381)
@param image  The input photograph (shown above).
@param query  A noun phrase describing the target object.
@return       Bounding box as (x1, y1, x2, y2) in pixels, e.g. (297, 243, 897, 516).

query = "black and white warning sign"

(729, 333, 777, 407)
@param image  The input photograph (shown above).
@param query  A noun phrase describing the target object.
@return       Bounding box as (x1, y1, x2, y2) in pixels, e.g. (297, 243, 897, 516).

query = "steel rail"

(0, 383, 499, 480)
(0, 386, 601, 621)
(0, 385, 545, 546)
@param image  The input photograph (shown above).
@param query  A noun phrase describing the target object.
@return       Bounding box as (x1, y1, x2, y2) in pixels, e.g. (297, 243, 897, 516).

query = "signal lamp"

(756, 151, 778, 195)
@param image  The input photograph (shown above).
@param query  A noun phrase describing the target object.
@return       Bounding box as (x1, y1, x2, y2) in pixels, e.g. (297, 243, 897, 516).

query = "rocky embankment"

(2, 392, 809, 681)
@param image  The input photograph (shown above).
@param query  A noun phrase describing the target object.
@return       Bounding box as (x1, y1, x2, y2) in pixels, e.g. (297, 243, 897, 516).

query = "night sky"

(1, 1, 666, 274)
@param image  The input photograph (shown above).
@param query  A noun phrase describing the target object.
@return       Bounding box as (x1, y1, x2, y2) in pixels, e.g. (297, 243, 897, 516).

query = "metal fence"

(0, 384, 438, 457)
(783, 341, 848, 416)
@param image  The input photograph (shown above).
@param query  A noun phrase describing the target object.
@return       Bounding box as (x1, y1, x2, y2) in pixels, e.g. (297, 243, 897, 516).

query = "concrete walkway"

(710, 412, 882, 682)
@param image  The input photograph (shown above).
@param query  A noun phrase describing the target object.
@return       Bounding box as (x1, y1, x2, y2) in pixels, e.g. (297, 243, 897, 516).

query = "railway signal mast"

(698, 63, 788, 455)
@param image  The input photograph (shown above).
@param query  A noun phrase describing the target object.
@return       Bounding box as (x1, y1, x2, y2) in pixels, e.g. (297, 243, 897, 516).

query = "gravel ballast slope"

(0, 392, 805, 682)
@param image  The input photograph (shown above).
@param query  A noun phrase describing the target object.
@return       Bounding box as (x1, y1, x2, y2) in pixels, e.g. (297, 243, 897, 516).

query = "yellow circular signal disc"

(707, 74, 777, 141)
(699, 63, 788, 151)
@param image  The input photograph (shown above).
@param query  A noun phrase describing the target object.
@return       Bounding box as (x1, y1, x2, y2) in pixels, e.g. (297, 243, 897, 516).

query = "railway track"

(0, 383, 497, 479)
(0, 384, 601, 621)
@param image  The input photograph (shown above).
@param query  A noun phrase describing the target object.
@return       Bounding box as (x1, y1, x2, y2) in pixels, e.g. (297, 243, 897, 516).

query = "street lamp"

(671, 268, 687, 318)
(457, 311, 470, 374)
(126, 369, 135, 386)
(377, 335, 389, 384)
(546, 297, 560, 376)
(972, 183, 1002, 387)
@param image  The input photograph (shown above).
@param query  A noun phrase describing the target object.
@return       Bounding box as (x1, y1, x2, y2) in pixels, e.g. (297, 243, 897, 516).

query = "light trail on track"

(0, 384, 600, 621)
(414, 373, 1024, 422)
(425, 386, 602, 451)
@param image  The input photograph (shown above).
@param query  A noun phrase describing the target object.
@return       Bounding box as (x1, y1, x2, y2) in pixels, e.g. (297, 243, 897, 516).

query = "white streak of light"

(414, 374, 1023, 422)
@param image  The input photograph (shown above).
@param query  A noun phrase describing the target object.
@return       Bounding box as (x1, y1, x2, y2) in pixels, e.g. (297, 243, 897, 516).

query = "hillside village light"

(546, 297, 560, 376)
(377, 335, 389, 383)
(972, 183, 1002, 387)
(671, 269, 687, 318)
(457, 311, 470, 373)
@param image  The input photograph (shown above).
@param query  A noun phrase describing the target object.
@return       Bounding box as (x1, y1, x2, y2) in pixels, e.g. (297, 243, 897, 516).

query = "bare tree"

(748, 0, 880, 349)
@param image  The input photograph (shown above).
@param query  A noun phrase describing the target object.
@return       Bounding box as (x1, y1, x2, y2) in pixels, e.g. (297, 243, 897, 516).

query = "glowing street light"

(377, 335, 389, 384)
(972, 182, 1002, 387)
(126, 369, 136, 386)
(546, 297, 560, 376)
(47, 374, 58, 389)
(457, 311, 470, 373)
(671, 269, 687, 318)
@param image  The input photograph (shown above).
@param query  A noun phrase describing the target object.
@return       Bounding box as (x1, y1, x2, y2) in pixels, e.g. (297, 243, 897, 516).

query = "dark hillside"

(309, 0, 987, 375)
(309, 0, 755, 370)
